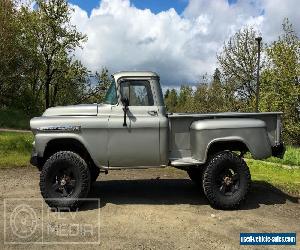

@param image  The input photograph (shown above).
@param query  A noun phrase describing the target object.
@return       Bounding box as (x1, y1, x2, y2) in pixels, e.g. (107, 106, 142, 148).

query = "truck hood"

(43, 104, 98, 116)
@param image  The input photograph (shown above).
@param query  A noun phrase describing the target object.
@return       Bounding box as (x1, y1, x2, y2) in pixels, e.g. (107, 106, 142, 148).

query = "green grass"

(264, 146, 300, 166)
(0, 109, 30, 130)
(0, 131, 33, 167)
(245, 146, 300, 167)
(247, 159, 300, 196)
(246, 147, 300, 195)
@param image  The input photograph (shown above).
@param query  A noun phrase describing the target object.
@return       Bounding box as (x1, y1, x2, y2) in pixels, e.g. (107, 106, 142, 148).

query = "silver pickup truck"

(30, 71, 285, 209)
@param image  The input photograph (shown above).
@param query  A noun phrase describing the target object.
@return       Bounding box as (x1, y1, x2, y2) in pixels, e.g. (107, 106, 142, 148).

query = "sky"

(66, 0, 299, 86)
(69, 0, 239, 16)
(69, 0, 190, 15)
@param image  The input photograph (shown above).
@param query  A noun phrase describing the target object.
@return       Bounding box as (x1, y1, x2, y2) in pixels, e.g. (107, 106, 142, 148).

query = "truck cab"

(105, 71, 169, 167)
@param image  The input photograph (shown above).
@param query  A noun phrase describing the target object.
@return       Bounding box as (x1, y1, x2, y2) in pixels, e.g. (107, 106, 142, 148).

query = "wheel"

(202, 151, 251, 209)
(40, 151, 91, 209)
(90, 166, 100, 183)
(187, 168, 203, 186)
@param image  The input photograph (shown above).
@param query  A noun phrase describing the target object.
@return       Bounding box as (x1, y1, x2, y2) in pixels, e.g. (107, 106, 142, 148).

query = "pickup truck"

(30, 71, 285, 209)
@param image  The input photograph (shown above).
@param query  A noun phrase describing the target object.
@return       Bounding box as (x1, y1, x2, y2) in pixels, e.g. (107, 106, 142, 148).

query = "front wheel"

(202, 151, 251, 209)
(40, 151, 91, 209)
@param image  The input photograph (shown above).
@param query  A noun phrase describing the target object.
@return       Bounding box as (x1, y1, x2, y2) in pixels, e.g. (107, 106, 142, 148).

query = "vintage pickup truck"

(30, 71, 285, 209)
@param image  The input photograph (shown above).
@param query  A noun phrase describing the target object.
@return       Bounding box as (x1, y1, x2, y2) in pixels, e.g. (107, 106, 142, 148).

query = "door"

(108, 79, 160, 167)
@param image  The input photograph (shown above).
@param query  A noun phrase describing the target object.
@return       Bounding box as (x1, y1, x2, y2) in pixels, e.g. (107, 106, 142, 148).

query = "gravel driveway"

(0, 166, 299, 249)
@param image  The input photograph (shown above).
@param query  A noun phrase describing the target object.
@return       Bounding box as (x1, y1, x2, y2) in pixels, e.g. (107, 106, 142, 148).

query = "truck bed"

(168, 111, 282, 118)
(168, 112, 282, 162)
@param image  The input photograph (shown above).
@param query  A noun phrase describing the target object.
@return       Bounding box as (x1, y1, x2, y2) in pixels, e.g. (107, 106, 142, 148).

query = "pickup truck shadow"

(81, 179, 298, 211)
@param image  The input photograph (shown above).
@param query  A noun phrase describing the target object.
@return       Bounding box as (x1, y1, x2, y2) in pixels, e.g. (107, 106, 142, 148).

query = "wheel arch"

(205, 137, 251, 161)
(41, 138, 98, 170)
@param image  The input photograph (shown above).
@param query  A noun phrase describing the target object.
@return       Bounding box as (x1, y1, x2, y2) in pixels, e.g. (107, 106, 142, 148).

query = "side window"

(120, 80, 154, 106)
(104, 80, 118, 104)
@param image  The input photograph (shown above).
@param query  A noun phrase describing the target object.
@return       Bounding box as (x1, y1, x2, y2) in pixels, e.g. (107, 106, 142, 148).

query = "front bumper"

(30, 152, 38, 166)
(271, 143, 285, 159)
(30, 150, 43, 171)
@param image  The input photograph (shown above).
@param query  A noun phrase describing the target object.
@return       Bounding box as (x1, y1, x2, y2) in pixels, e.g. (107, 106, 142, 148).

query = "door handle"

(148, 110, 158, 116)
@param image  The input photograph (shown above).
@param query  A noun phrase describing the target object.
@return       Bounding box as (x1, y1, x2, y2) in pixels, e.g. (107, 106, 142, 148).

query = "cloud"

(259, 0, 300, 41)
(16, 0, 36, 10)
(70, 0, 299, 86)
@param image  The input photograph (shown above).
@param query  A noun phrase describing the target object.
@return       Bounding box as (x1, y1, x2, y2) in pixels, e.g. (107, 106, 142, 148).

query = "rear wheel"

(40, 151, 91, 209)
(202, 151, 251, 209)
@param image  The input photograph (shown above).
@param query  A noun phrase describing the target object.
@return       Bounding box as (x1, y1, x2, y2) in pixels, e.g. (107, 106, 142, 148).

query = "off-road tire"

(202, 151, 251, 209)
(40, 151, 91, 209)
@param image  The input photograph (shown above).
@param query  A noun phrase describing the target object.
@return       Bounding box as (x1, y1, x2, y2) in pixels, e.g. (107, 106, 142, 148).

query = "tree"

(217, 27, 261, 107)
(32, 0, 87, 108)
(0, 0, 28, 107)
(212, 68, 221, 86)
(0, 0, 113, 118)
(84, 67, 112, 104)
(0, 0, 89, 113)
(95, 68, 111, 103)
(52, 59, 90, 105)
(164, 89, 170, 99)
(193, 83, 209, 113)
(176, 86, 193, 112)
(260, 19, 300, 144)
(164, 89, 178, 112)
(207, 68, 226, 112)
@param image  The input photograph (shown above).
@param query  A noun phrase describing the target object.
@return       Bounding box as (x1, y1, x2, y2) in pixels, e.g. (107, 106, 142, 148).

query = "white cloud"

(16, 0, 36, 10)
(260, 0, 300, 41)
(70, 0, 299, 86)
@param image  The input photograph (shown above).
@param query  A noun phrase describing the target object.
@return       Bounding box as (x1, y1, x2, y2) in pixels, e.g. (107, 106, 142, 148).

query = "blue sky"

(69, 0, 237, 15)
(69, 0, 188, 15)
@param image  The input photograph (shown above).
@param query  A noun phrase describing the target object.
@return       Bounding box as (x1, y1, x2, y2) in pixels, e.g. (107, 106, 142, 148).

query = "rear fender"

(190, 118, 272, 163)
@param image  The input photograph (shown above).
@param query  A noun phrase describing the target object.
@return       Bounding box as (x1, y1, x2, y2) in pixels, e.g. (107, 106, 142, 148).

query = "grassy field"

(0, 109, 31, 130)
(246, 159, 300, 196)
(264, 146, 300, 166)
(0, 131, 299, 196)
(244, 146, 300, 167)
(0, 131, 33, 167)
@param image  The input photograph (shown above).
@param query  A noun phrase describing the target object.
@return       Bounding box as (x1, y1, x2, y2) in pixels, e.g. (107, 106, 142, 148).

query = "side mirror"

(121, 97, 129, 108)
(121, 97, 129, 127)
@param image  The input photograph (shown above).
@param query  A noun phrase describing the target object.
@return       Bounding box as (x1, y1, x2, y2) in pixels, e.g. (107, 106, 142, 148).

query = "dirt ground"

(0, 166, 299, 250)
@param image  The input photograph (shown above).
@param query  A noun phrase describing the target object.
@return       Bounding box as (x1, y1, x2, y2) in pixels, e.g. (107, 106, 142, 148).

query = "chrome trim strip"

(37, 125, 81, 132)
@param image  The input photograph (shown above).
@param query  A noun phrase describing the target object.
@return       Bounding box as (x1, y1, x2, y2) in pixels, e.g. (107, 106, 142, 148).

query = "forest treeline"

(0, 0, 299, 144)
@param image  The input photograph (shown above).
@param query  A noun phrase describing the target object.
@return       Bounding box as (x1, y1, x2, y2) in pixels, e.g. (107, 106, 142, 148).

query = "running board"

(170, 157, 203, 167)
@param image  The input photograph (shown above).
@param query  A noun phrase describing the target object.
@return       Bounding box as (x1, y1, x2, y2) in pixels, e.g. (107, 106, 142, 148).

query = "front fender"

(33, 132, 102, 168)
(30, 115, 109, 168)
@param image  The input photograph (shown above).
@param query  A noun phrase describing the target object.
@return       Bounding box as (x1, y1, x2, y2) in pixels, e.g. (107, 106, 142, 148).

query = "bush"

(266, 146, 300, 166)
(0, 108, 30, 129)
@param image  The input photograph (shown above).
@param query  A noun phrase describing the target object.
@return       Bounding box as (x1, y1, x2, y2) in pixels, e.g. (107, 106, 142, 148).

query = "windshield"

(104, 80, 118, 104)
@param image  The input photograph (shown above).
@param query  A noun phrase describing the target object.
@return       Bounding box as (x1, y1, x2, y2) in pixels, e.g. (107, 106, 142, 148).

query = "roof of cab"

(112, 71, 159, 80)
